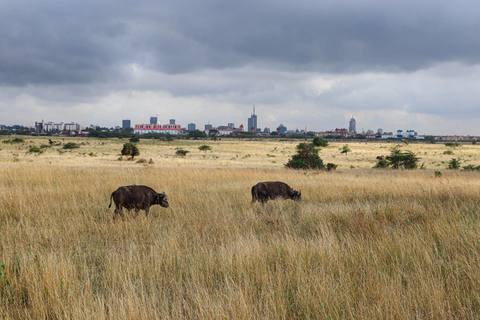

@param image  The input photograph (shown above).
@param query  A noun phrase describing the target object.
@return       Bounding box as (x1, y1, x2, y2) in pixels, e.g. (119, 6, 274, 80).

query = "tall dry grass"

(0, 137, 480, 318)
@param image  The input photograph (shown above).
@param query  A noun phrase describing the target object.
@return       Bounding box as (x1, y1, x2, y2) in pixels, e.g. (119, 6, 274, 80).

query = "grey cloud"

(2, 0, 480, 87)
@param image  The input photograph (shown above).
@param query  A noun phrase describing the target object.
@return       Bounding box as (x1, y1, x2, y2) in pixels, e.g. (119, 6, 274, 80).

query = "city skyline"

(2, 1, 480, 135)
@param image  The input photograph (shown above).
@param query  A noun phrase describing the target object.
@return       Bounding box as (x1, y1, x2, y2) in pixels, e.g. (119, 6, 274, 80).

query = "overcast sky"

(1, 0, 480, 135)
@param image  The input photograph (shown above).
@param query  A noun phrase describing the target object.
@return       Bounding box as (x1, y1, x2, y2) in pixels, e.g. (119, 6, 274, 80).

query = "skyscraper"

(122, 119, 131, 130)
(349, 116, 356, 133)
(150, 116, 158, 125)
(188, 123, 196, 131)
(248, 105, 257, 133)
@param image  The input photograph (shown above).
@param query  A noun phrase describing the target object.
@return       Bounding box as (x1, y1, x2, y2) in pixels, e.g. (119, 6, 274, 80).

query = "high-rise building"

(150, 117, 158, 125)
(188, 123, 196, 132)
(349, 116, 356, 133)
(122, 120, 131, 130)
(228, 123, 234, 129)
(205, 124, 213, 130)
(248, 105, 257, 133)
(169, 119, 176, 125)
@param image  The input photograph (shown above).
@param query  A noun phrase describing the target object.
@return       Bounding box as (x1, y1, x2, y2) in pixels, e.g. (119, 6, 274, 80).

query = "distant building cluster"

(7, 110, 470, 141)
(35, 120, 82, 134)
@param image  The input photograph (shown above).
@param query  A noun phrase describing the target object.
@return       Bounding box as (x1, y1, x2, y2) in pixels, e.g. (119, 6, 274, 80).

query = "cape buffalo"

(109, 185, 169, 219)
(251, 181, 301, 204)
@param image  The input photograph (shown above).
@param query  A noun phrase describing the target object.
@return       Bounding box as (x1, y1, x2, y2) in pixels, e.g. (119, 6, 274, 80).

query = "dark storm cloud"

(2, 0, 480, 87)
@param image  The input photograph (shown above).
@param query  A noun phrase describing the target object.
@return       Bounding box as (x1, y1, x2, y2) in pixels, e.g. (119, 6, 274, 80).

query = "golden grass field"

(1, 136, 480, 319)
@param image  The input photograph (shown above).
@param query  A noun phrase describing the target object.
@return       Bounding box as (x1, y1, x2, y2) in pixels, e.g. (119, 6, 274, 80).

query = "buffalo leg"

(114, 207, 125, 220)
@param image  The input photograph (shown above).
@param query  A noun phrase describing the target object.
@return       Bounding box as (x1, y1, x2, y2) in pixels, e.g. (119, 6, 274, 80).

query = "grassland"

(1, 136, 480, 319)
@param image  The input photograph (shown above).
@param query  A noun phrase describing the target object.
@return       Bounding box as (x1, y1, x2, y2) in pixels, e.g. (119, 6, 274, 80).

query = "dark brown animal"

(251, 181, 301, 204)
(109, 185, 169, 219)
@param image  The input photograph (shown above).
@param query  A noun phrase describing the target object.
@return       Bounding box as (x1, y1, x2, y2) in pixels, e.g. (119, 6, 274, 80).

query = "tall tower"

(150, 116, 158, 125)
(349, 116, 356, 133)
(248, 105, 258, 133)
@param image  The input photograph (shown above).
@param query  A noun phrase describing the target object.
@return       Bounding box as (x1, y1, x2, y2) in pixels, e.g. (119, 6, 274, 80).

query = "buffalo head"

(291, 190, 301, 201)
(155, 192, 169, 208)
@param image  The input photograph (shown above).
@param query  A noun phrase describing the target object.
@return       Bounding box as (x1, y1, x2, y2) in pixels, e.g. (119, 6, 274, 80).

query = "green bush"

(198, 145, 212, 152)
(2, 137, 24, 144)
(375, 145, 421, 169)
(285, 143, 326, 170)
(63, 142, 80, 149)
(121, 142, 140, 160)
(373, 155, 388, 168)
(463, 164, 480, 171)
(326, 163, 338, 171)
(29, 146, 42, 153)
(313, 137, 328, 147)
(176, 149, 190, 157)
(445, 142, 461, 148)
(340, 144, 351, 155)
(448, 158, 461, 169)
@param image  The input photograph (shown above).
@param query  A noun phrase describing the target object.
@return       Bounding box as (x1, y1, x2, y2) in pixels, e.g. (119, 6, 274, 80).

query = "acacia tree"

(121, 142, 140, 160)
(198, 145, 212, 152)
(340, 144, 351, 156)
(374, 145, 421, 169)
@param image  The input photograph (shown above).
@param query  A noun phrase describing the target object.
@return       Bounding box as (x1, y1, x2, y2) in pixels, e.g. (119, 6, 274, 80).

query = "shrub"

(198, 145, 212, 152)
(285, 143, 326, 170)
(340, 144, 351, 155)
(63, 142, 80, 149)
(176, 149, 190, 157)
(434, 170, 442, 177)
(448, 158, 461, 169)
(445, 142, 461, 148)
(29, 146, 42, 153)
(373, 155, 388, 168)
(443, 150, 454, 155)
(375, 145, 421, 169)
(326, 163, 338, 171)
(2, 137, 24, 144)
(121, 142, 140, 160)
(463, 164, 480, 171)
(136, 158, 147, 164)
(313, 137, 328, 147)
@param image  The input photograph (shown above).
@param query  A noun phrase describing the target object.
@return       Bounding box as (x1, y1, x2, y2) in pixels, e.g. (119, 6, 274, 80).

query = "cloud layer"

(1, 0, 480, 134)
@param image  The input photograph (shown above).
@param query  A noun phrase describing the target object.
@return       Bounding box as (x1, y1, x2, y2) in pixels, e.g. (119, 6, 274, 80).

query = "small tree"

(285, 143, 325, 170)
(313, 136, 329, 147)
(377, 145, 421, 169)
(176, 149, 190, 157)
(340, 144, 351, 156)
(121, 142, 140, 160)
(445, 142, 461, 149)
(448, 158, 461, 169)
(198, 145, 212, 152)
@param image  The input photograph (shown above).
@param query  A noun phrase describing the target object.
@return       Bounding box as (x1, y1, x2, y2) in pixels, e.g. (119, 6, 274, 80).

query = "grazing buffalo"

(109, 185, 169, 219)
(251, 181, 301, 204)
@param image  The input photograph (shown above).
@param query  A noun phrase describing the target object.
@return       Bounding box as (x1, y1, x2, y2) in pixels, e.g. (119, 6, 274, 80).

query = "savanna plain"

(1, 136, 480, 319)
